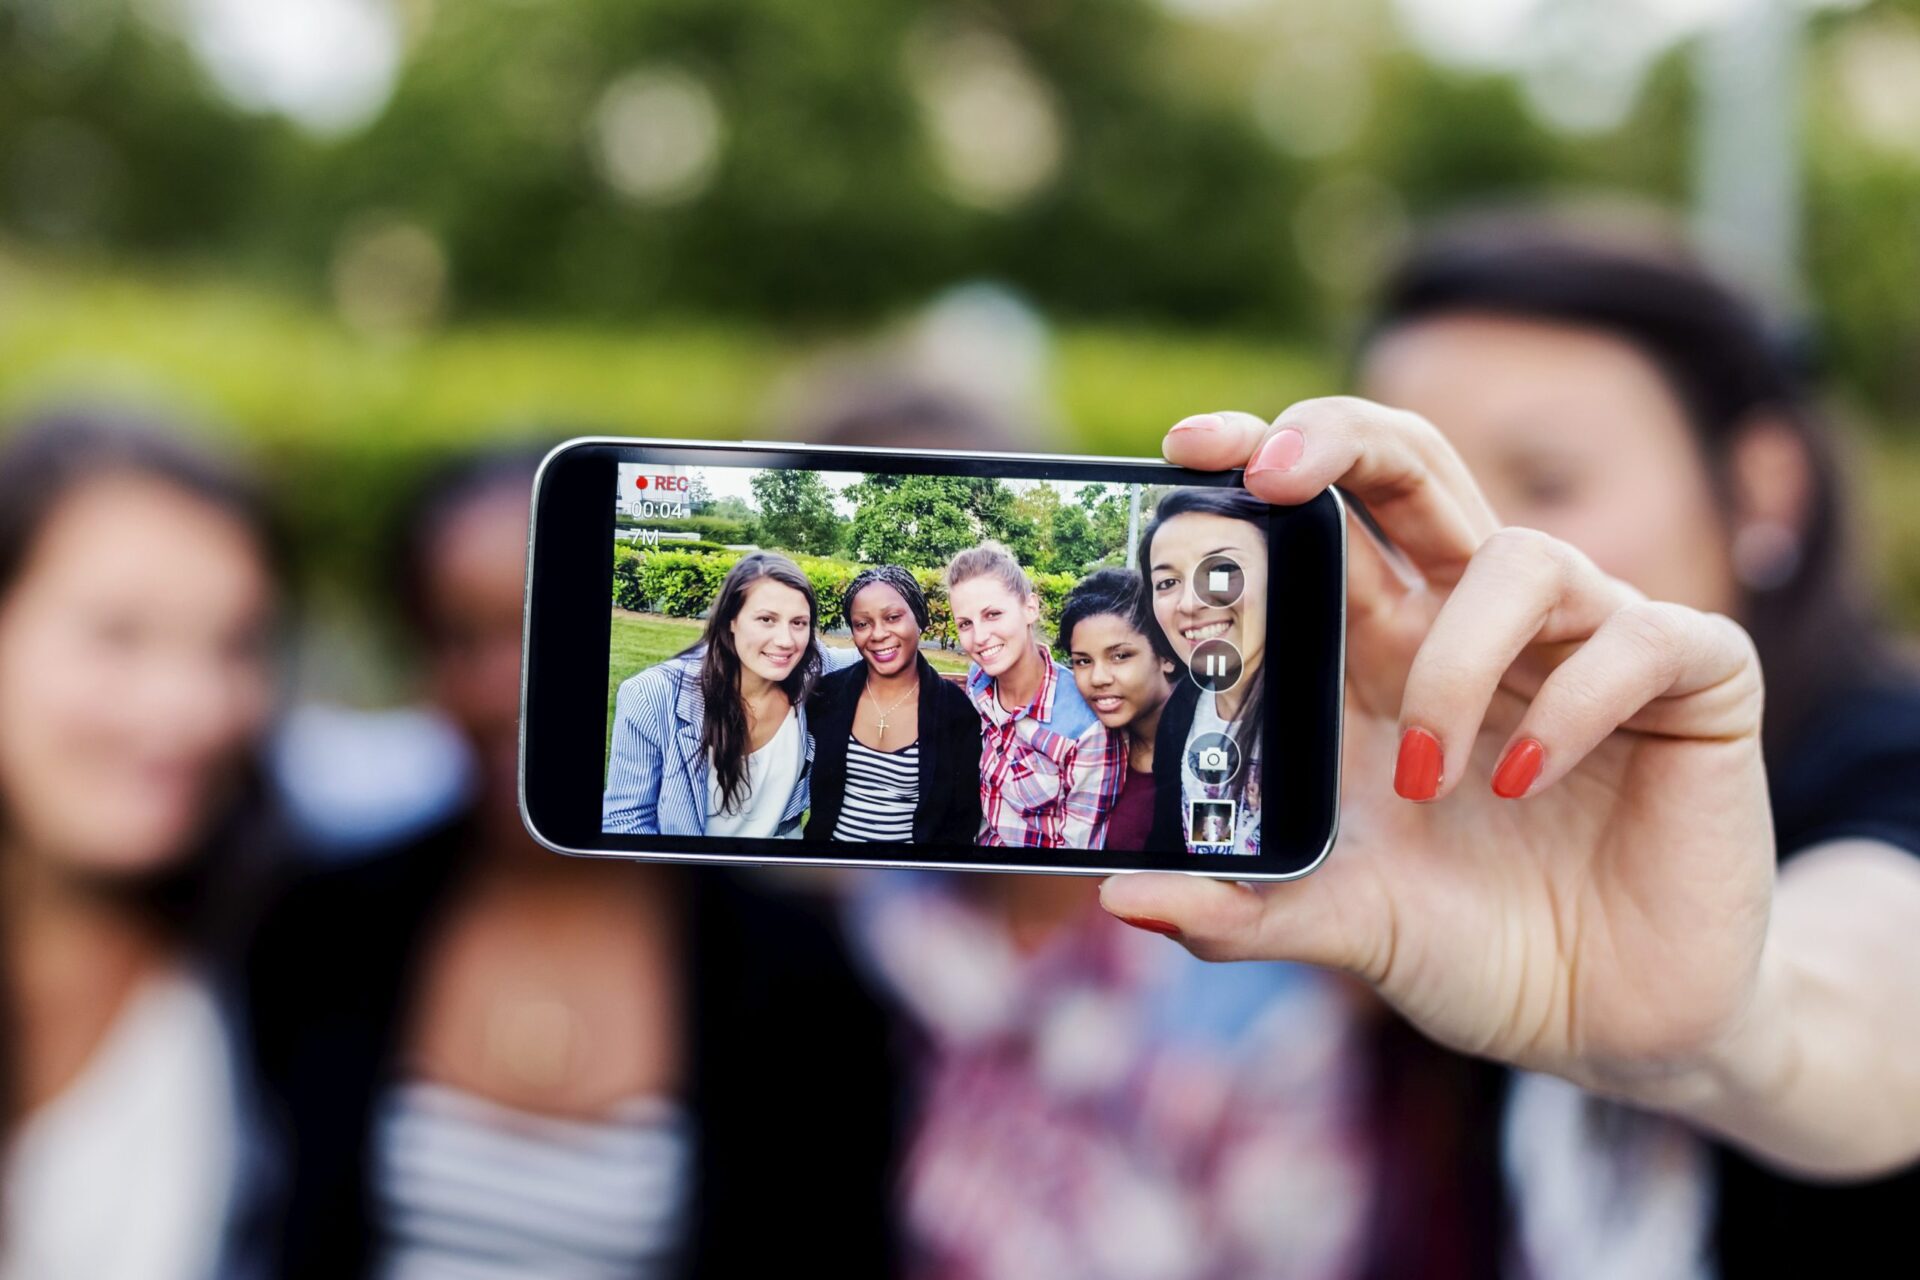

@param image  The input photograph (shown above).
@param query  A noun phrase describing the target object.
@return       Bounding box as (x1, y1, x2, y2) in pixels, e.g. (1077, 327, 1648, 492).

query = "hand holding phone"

(1100, 401, 1776, 1110)
(519, 437, 1346, 879)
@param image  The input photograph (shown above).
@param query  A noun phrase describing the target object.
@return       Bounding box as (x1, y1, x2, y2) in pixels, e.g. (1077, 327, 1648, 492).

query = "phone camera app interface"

(603, 460, 1271, 859)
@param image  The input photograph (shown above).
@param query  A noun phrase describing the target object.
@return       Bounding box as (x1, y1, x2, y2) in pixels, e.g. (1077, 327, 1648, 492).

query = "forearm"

(1634, 841, 1920, 1178)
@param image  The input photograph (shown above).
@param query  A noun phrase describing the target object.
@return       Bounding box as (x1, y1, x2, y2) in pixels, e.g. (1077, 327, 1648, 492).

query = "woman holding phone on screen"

(806, 566, 981, 844)
(1058, 568, 1178, 854)
(1138, 488, 1270, 857)
(603, 552, 855, 837)
(948, 542, 1125, 850)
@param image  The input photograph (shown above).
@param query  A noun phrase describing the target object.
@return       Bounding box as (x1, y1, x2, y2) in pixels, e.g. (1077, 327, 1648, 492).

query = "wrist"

(1616, 939, 1805, 1132)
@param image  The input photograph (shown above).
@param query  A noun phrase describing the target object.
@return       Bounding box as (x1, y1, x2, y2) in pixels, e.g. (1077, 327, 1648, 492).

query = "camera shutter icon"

(1186, 732, 1241, 783)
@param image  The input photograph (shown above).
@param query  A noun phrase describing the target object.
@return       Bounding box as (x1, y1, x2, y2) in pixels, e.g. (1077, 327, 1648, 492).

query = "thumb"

(1099, 870, 1378, 973)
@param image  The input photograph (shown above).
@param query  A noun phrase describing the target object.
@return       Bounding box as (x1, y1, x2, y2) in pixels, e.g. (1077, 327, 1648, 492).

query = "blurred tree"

(4, 0, 1920, 423)
(0, 0, 281, 251)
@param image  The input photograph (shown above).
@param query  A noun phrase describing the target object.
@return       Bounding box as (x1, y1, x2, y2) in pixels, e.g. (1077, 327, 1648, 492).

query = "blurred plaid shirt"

(969, 646, 1125, 850)
(848, 873, 1373, 1280)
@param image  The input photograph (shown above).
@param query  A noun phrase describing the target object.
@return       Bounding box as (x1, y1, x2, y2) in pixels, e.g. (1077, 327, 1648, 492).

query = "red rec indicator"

(635, 475, 649, 489)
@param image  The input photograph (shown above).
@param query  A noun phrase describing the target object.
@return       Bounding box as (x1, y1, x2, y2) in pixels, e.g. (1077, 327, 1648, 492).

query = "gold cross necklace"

(862, 677, 917, 745)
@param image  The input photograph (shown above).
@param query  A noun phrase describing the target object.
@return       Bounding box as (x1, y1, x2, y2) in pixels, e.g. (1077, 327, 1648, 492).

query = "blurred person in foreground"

(806, 390, 1423, 1280)
(0, 415, 279, 1279)
(243, 449, 898, 1279)
(1103, 217, 1920, 1277)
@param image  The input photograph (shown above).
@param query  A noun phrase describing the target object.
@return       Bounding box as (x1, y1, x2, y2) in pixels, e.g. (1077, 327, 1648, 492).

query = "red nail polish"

(1492, 738, 1544, 799)
(1118, 916, 1182, 937)
(1249, 427, 1305, 474)
(1394, 727, 1443, 801)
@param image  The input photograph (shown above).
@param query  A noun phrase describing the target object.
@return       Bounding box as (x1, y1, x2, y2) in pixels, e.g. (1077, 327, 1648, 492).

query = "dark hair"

(0, 410, 277, 602)
(390, 445, 547, 641)
(0, 409, 279, 1137)
(1055, 566, 1174, 664)
(1363, 214, 1891, 752)
(793, 379, 1021, 453)
(842, 565, 930, 632)
(686, 552, 823, 815)
(1137, 487, 1269, 801)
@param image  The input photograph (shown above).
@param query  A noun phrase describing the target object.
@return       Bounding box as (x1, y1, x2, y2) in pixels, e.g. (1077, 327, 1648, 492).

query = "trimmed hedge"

(612, 545, 1080, 644)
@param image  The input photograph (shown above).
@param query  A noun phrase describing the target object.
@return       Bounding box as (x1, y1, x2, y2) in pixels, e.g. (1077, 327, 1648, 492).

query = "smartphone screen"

(521, 439, 1344, 880)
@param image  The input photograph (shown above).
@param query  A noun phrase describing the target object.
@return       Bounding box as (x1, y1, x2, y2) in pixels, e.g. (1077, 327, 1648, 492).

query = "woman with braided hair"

(806, 565, 983, 844)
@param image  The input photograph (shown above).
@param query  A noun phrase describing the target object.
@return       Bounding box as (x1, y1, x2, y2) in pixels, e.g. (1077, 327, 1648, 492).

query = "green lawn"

(605, 610, 974, 765)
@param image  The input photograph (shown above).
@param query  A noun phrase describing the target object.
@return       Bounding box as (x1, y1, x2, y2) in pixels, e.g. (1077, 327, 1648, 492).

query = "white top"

(1503, 1071, 1714, 1280)
(0, 970, 238, 1280)
(704, 706, 804, 838)
(372, 1080, 693, 1280)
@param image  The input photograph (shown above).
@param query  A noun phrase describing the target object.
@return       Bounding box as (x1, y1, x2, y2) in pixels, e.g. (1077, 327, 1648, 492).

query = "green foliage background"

(5, 0, 1920, 691)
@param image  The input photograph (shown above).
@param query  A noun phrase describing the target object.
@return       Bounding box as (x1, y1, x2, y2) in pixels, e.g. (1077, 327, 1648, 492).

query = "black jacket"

(805, 654, 983, 846)
(242, 819, 902, 1279)
(1145, 678, 1200, 854)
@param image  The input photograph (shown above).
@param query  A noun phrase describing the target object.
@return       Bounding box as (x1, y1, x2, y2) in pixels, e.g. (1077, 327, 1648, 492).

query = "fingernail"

(1118, 915, 1182, 937)
(1248, 427, 1305, 474)
(1492, 738, 1544, 799)
(1170, 413, 1222, 434)
(1393, 726, 1443, 801)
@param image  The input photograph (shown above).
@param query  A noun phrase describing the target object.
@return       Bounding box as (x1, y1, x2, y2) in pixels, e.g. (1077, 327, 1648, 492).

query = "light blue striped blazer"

(602, 645, 860, 837)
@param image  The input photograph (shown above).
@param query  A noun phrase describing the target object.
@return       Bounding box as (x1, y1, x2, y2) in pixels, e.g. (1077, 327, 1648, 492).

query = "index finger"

(1165, 399, 1500, 584)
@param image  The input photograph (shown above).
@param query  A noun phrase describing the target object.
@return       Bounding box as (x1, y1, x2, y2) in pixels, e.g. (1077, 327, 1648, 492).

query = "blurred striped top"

(372, 1081, 692, 1280)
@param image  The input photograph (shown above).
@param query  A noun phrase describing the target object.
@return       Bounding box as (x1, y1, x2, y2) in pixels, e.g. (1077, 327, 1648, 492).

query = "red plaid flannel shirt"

(969, 645, 1126, 850)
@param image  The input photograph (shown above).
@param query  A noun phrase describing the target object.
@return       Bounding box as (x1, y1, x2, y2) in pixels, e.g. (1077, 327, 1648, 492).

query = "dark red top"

(1103, 765, 1156, 852)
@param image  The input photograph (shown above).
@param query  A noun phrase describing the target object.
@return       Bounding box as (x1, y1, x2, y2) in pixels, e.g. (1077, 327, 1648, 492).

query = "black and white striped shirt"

(829, 736, 920, 843)
(372, 1080, 692, 1279)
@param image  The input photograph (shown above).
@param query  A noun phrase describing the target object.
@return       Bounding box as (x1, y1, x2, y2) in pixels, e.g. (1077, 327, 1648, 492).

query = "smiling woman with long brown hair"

(0, 413, 278, 1279)
(603, 551, 857, 837)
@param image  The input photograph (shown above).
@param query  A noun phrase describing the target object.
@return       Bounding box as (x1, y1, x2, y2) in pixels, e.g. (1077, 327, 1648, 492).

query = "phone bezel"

(520, 436, 1345, 881)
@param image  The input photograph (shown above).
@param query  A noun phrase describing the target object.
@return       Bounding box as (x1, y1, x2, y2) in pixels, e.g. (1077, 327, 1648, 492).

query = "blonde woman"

(946, 541, 1124, 850)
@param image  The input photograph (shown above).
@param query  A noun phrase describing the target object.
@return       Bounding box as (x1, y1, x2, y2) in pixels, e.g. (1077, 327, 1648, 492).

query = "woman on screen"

(603, 552, 853, 837)
(1138, 487, 1269, 857)
(806, 566, 981, 844)
(1058, 568, 1179, 853)
(948, 541, 1124, 850)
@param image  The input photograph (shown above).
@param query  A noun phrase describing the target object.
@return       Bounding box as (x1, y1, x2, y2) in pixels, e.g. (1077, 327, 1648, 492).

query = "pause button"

(1189, 638, 1243, 692)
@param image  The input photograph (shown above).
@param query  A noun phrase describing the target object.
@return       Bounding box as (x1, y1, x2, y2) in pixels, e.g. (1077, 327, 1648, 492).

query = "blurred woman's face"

(848, 583, 920, 678)
(1067, 612, 1175, 733)
(729, 578, 811, 687)
(0, 477, 273, 876)
(1149, 513, 1268, 676)
(422, 488, 530, 824)
(950, 576, 1037, 679)
(1360, 313, 1738, 614)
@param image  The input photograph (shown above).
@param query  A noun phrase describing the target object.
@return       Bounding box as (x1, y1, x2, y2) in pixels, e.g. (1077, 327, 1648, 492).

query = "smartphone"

(520, 437, 1344, 880)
